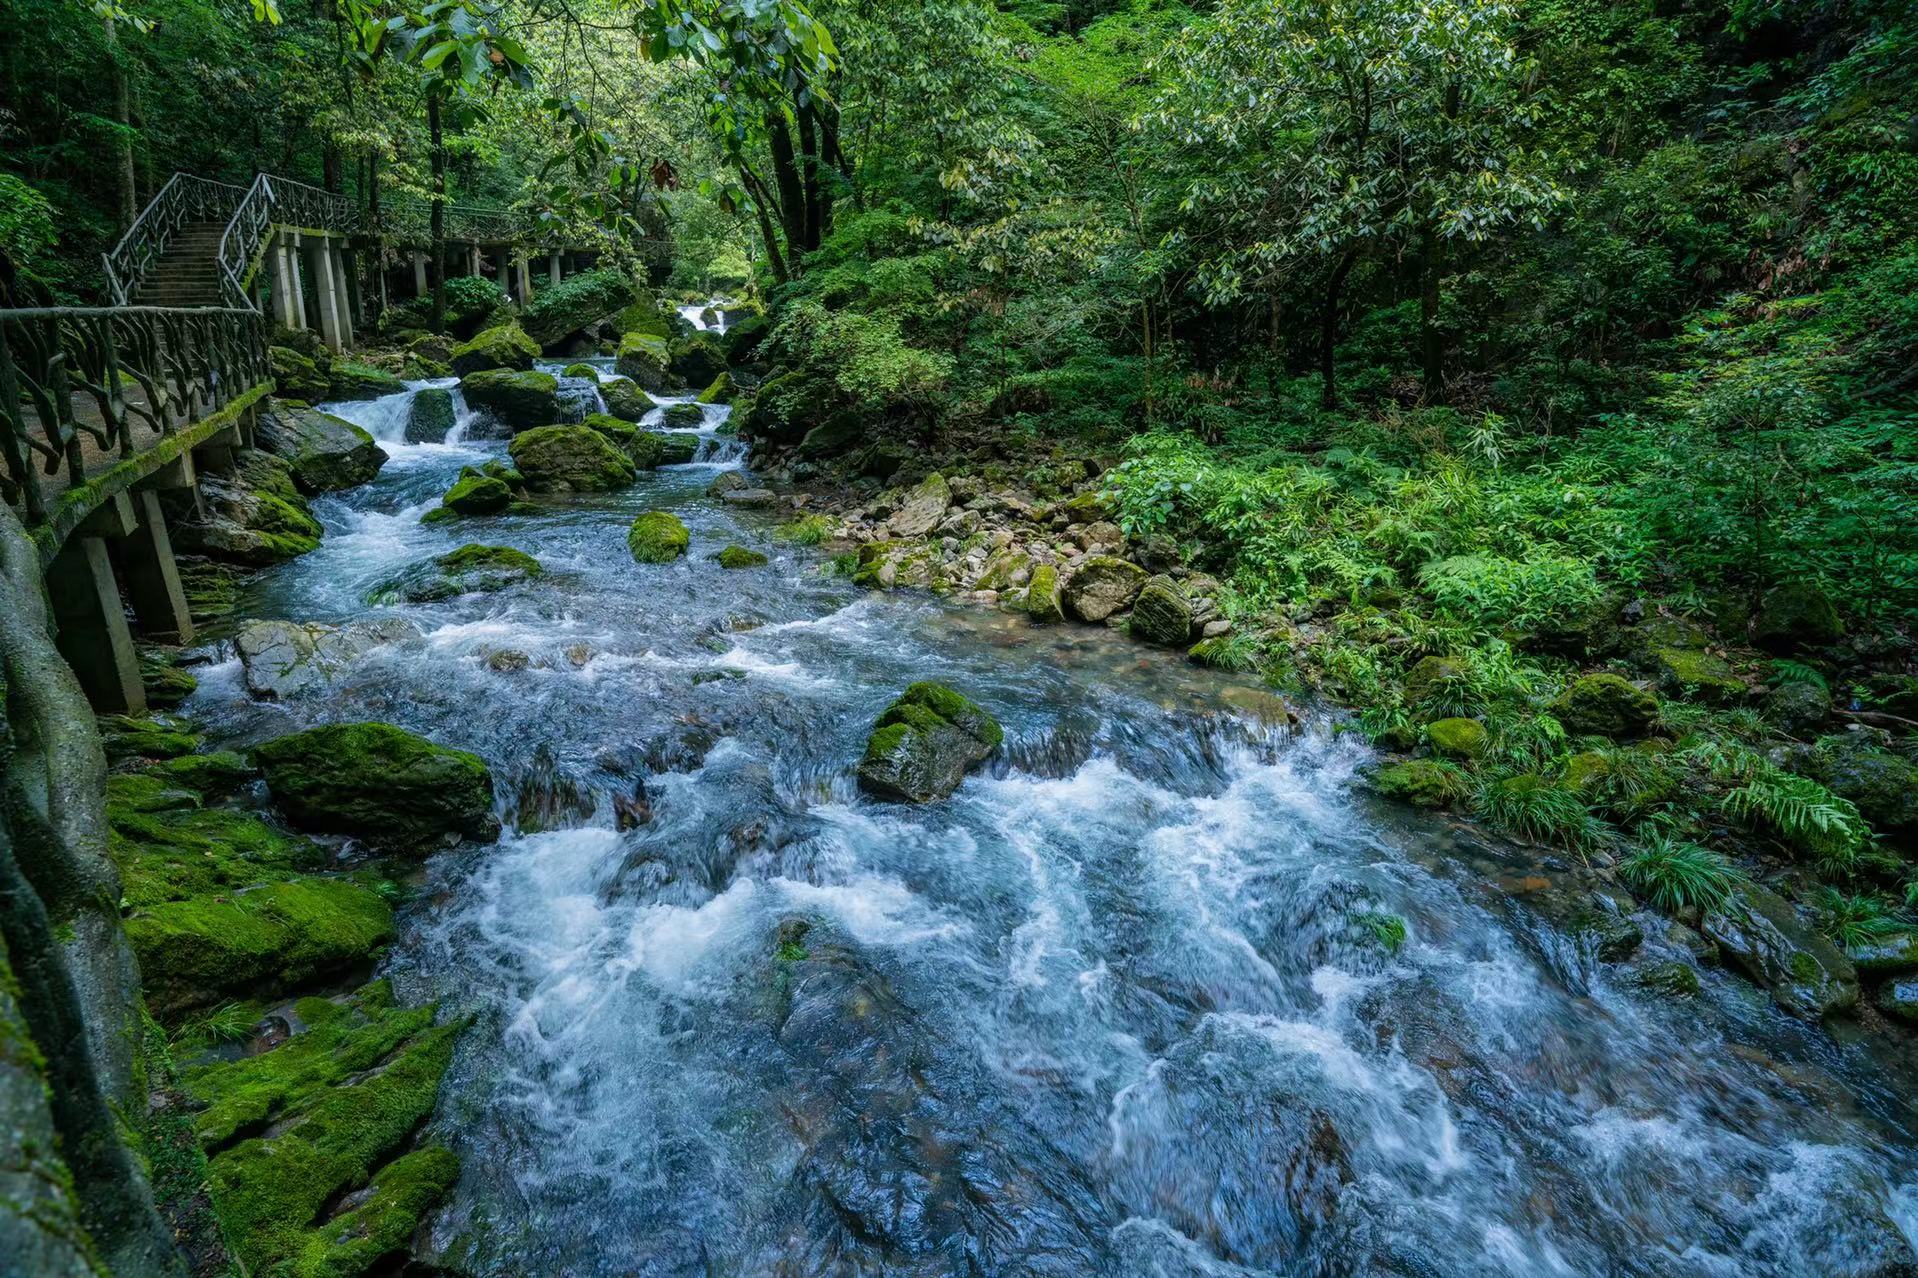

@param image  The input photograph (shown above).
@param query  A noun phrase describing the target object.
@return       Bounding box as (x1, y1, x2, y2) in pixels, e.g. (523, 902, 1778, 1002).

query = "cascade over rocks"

(256, 403, 386, 494)
(252, 721, 499, 851)
(459, 368, 560, 433)
(857, 682, 1004, 802)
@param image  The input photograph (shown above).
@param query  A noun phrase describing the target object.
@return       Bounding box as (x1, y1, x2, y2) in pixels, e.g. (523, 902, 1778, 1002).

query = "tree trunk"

(104, 18, 136, 230)
(765, 112, 807, 262)
(427, 92, 446, 334)
(1320, 250, 1356, 410)
(1420, 225, 1444, 401)
(797, 100, 825, 250)
(739, 167, 789, 285)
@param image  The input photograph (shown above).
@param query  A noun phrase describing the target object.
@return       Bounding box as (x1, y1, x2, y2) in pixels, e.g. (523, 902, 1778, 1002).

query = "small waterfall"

(677, 298, 733, 336)
(320, 378, 471, 449)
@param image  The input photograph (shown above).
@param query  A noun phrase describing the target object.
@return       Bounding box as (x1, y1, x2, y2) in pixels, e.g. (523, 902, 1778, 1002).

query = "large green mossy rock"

(1371, 759, 1465, 808)
(716, 544, 768, 569)
(599, 375, 651, 421)
(459, 368, 559, 432)
(856, 682, 1004, 803)
(1024, 563, 1065, 624)
(438, 467, 513, 517)
(257, 404, 387, 494)
(628, 511, 689, 563)
(612, 294, 674, 340)
(797, 412, 863, 460)
(164, 449, 323, 566)
(520, 269, 634, 347)
(722, 313, 770, 363)
(1650, 646, 1746, 703)
(254, 721, 499, 851)
(508, 424, 637, 493)
(448, 321, 540, 376)
(406, 387, 457, 443)
(1795, 734, 1918, 838)
(615, 332, 671, 389)
(670, 332, 727, 388)
(1552, 673, 1660, 739)
(1063, 556, 1146, 623)
(696, 371, 735, 405)
(367, 544, 542, 605)
(270, 344, 333, 401)
(1129, 575, 1193, 646)
(196, 996, 461, 1274)
(1753, 581, 1844, 653)
(1702, 884, 1859, 1019)
(325, 361, 408, 402)
(1426, 717, 1489, 759)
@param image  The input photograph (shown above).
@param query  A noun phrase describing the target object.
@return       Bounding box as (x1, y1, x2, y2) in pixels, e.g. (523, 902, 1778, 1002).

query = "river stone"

(368, 544, 543, 604)
(1024, 564, 1065, 624)
(887, 473, 952, 538)
(1064, 556, 1147, 623)
(1702, 884, 1859, 1018)
(162, 449, 323, 566)
(670, 332, 726, 387)
(406, 387, 457, 442)
(1426, 717, 1489, 759)
(1552, 673, 1659, 739)
(1129, 575, 1193, 645)
(508, 424, 638, 493)
(449, 321, 539, 375)
(1753, 581, 1844, 653)
(697, 371, 735, 405)
(325, 361, 407, 401)
(253, 721, 499, 850)
(615, 332, 671, 389)
(654, 431, 700, 465)
(720, 487, 779, 506)
(1875, 976, 1918, 1023)
(857, 682, 1004, 803)
(1846, 931, 1918, 977)
(235, 618, 418, 700)
(716, 545, 768, 569)
(440, 468, 514, 517)
(1371, 759, 1464, 808)
(599, 376, 651, 421)
(628, 512, 690, 563)
(460, 368, 559, 432)
(256, 404, 386, 494)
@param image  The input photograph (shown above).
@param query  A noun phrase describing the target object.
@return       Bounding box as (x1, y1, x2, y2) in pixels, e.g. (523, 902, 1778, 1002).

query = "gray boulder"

(256, 403, 386, 494)
(235, 618, 418, 700)
(1129, 575, 1193, 645)
(887, 473, 951, 538)
(1703, 884, 1859, 1018)
(1063, 556, 1146, 623)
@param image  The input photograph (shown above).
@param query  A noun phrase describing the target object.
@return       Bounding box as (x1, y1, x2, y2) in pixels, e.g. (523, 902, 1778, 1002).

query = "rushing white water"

(678, 297, 733, 335)
(186, 382, 1918, 1277)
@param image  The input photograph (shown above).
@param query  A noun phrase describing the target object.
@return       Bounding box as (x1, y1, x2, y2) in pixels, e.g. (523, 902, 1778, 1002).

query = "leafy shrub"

(1473, 774, 1609, 850)
(1620, 835, 1741, 913)
(1418, 553, 1603, 634)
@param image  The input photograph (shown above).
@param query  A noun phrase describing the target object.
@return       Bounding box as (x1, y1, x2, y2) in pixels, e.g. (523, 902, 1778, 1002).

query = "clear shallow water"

(183, 385, 1918, 1277)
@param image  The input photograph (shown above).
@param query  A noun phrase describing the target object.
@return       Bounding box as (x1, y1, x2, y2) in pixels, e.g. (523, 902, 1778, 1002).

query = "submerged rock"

(367, 544, 543, 604)
(1702, 884, 1859, 1018)
(628, 511, 690, 563)
(406, 386, 457, 442)
(234, 618, 417, 700)
(253, 721, 499, 850)
(256, 403, 386, 494)
(857, 682, 1004, 802)
(509, 424, 638, 493)
(1063, 555, 1146, 623)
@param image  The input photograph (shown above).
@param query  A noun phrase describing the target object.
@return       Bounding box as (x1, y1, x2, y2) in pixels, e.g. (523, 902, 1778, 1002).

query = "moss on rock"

(1552, 673, 1659, 739)
(716, 544, 768, 569)
(508, 424, 638, 493)
(1372, 759, 1467, 808)
(448, 321, 539, 376)
(367, 544, 542, 604)
(615, 332, 671, 389)
(252, 721, 499, 851)
(1426, 717, 1489, 758)
(437, 468, 513, 518)
(599, 376, 651, 421)
(628, 511, 690, 563)
(856, 682, 1003, 803)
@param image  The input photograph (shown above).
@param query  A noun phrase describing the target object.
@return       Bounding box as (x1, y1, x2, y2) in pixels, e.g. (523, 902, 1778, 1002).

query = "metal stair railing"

(101, 173, 252, 305)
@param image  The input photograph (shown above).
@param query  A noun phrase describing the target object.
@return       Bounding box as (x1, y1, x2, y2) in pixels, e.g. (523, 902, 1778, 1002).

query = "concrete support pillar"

(48, 538, 144, 714)
(341, 247, 365, 334)
(516, 254, 533, 303)
(331, 245, 356, 347)
(273, 236, 304, 331)
(302, 238, 345, 353)
(549, 251, 561, 286)
(468, 244, 482, 278)
(289, 234, 311, 334)
(119, 491, 194, 644)
(412, 251, 428, 296)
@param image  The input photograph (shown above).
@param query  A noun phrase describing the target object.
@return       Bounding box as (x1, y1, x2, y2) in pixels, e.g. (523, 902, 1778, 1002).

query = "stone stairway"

(133, 221, 228, 306)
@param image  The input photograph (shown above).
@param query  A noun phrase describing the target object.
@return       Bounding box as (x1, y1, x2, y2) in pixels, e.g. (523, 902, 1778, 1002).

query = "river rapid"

(177, 370, 1918, 1277)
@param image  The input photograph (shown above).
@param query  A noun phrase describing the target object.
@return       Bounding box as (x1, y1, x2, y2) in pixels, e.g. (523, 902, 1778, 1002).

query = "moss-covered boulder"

(716, 544, 768, 569)
(163, 449, 323, 565)
(99, 712, 203, 761)
(628, 511, 689, 563)
(856, 682, 1004, 803)
(722, 312, 770, 363)
(851, 539, 938, 591)
(561, 362, 600, 380)
(1063, 556, 1147, 623)
(325, 361, 407, 402)
(405, 387, 457, 443)
(508, 424, 638, 493)
(367, 544, 542, 605)
(257, 404, 387, 494)
(1753, 581, 1844, 653)
(1795, 734, 1918, 838)
(696, 371, 735, 405)
(1426, 717, 1488, 758)
(448, 321, 540, 376)
(1702, 884, 1859, 1019)
(654, 431, 700, 465)
(599, 375, 651, 421)
(1024, 563, 1065, 624)
(670, 332, 727, 387)
(1403, 655, 1466, 705)
(615, 331, 671, 389)
(270, 344, 333, 401)
(1552, 673, 1659, 739)
(438, 468, 513, 517)
(1129, 575, 1193, 646)
(459, 368, 559, 432)
(147, 750, 256, 800)
(1650, 647, 1746, 703)
(1371, 759, 1465, 808)
(400, 352, 451, 380)
(520, 268, 634, 347)
(611, 293, 674, 341)
(254, 721, 498, 851)
(661, 401, 706, 430)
